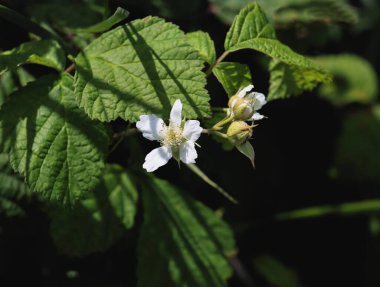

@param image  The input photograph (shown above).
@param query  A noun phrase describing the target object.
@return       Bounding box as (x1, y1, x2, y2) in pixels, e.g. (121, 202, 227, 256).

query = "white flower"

(229, 84, 267, 121)
(136, 99, 203, 172)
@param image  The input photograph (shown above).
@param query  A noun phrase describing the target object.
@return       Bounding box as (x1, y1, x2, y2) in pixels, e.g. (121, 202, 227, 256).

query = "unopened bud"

(227, 121, 253, 145)
(228, 96, 254, 121)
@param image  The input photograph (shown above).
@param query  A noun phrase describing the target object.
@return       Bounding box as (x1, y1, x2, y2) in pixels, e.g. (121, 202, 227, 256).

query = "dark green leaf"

(213, 62, 252, 97)
(138, 176, 235, 287)
(50, 164, 138, 257)
(0, 40, 65, 74)
(74, 16, 210, 122)
(0, 74, 109, 206)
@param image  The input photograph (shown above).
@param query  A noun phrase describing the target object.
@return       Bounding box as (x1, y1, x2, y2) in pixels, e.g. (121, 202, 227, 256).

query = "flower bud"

(227, 121, 253, 145)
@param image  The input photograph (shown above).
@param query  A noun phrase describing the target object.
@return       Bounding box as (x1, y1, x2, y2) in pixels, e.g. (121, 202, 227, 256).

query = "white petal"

(179, 141, 198, 164)
(251, 112, 265, 121)
(143, 146, 172, 172)
(237, 84, 254, 98)
(253, 93, 266, 110)
(170, 99, 182, 126)
(183, 120, 203, 142)
(136, 115, 166, 141)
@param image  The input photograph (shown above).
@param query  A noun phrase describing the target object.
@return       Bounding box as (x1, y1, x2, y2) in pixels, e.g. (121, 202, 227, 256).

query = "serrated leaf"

(209, 0, 252, 25)
(213, 62, 252, 96)
(74, 16, 210, 122)
(0, 40, 65, 74)
(187, 31, 216, 65)
(0, 153, 31, 217)
(0, 74, 109, 206)
(138, 176, 235, 287)
(76, 7, 130, 33)
(268, 59, 331, 100)
(0, 70, 16, 106)
(225, 3, 330, 98)
(50, 164, 138, 257)
(314, 54, 378, 106)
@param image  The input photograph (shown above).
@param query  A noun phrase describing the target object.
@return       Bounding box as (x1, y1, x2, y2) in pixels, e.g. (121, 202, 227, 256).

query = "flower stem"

(212, 115, 233, 130)
(64, 63, 75, 74)
(186, 163, 238, 204)
(205, 51, 230, 77)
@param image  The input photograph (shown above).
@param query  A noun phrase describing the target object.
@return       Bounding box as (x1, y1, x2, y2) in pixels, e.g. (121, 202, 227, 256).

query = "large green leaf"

(74, 16, 210, 122)
(224, 3, 330, 99)
(0, 40, 65, 74)
(138, 176, 235, 287)
(0, 153, 31, 217)
(50, 164, 138, 257)
(212, 62, 252, 96)
(0, 74, 109, 206)
(187, 31, 216, 65)
(315, 54, 378, 106)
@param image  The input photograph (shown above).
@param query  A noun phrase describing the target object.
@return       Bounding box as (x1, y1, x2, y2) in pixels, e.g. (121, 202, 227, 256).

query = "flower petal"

(251, 112, 265, 121)
(170, 99, 182, 126)
(183, 120, 203, 142)
(136, 115, 166, 141)
(143, 146, 172, 172)
(253, 92, 266, 110)
(179, 141, 198, 164)
(237, 84, 254, 98)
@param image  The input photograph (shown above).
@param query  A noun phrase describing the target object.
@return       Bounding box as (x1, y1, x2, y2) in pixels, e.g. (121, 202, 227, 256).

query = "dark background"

(1, 0, 379, 286)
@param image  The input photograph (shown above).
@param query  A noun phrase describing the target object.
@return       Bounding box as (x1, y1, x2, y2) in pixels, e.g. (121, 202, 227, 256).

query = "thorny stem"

(205, 51, 230, 77)
(64, 63, 75, 74)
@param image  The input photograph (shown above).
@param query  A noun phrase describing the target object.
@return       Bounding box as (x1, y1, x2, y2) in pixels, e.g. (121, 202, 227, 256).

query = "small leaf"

(254, 255, 301, 287)
(268, 59, 331, 100)
(224, 3, 330, 98)
(236, 141, 255, 167)
(75, 16, 210, 122)
(314, 54, 378, 106)
(0, 40, 66, 74)
(138, 176, 235, 287)
(76, 7, 130, 33)
(213, 62, 252, 97)
(209, 0, 252, 25)
(50, 164, 138, 257)
(0, 70, 16, 106)
(0, 74, 109, 206)
(187, 31, 216, 65)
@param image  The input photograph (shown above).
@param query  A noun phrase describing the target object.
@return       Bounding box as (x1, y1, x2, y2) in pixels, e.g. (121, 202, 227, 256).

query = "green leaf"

(74, 16, 210, 122)
(0, 74, 109, 206)
(224, 3, 330, 99)
(259, 0, 358, 25)
(50, 164, 138, 257)
(236, 141, 255, 168)
(254, 255, 301, 287)
(268, 59, 331, 100)
(213, 62, 252, 96)
(138, 176, 235, 287)
(0, 153, 31, 217)
(187, 31, 216, 65)
(276, 199, 380, 221)
(0, 70, 16, 106)
(76, 7, 129, 33)
(330, 106, 380, 185)
(314, 54, 378, 106)
(0, 40, 65, 74)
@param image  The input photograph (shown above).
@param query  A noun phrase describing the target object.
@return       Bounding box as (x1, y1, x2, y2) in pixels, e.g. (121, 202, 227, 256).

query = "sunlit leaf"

(187, 31, 216, 65)
(213, 62, 252, 96)
(75, 16, 210, 122)
(0, 74, 109, 206)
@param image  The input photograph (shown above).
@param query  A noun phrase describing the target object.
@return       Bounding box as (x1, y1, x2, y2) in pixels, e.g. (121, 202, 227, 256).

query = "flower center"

(161, 123, 184, 147)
